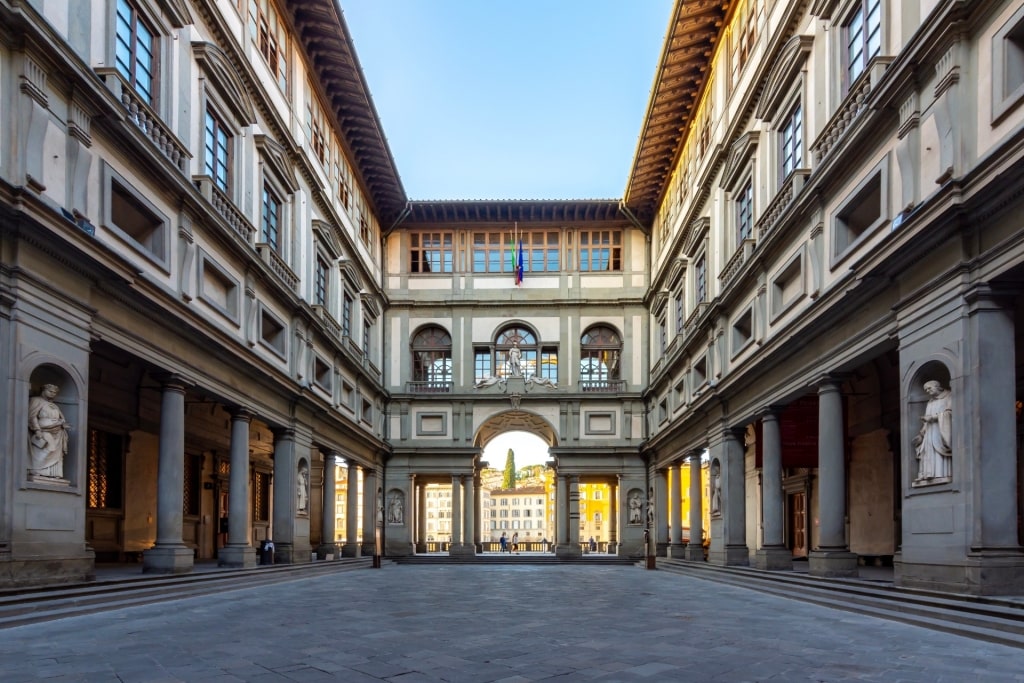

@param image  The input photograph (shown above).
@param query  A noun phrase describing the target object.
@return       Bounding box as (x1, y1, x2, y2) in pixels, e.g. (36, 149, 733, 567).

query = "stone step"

(0, 558, 372, 629)
(656, 559, 1024, 649)
(391, 554, 636, 565)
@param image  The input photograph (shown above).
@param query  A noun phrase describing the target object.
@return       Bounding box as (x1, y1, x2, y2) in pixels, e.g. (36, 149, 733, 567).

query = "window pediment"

(757, 35, 814, 122)
(312, 219, 341, 259)
(193, 42, 256, 126)
(666, 256, 687, 291)
(255, 134, 299, 194)
(682, 217, 710, 258)
(157, 0, 193, 28)
(721, 132, 759, 190)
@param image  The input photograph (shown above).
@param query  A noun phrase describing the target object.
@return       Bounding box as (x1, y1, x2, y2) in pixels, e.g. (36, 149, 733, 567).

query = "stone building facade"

(1, 0, 1023, 596)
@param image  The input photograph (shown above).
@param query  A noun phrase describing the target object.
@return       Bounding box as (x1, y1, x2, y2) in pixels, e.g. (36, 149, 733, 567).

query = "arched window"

(580, 326, 621, 391)
(411, 326, 451, 391)
(496, 325, 537, 379)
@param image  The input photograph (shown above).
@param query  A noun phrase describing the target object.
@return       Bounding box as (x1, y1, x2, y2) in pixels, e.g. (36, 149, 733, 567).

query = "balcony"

(719, 238, 757, 290)
(580, 379, 625, 393)
(97, 69, 191, 176)
(194, 176, 255, 243)
(256, 242, 299, 292)
(810, 57, 894, 166)
(756, 170, 809, 243)
(406, 381, 453, 394)
(312, 305, 341, 338)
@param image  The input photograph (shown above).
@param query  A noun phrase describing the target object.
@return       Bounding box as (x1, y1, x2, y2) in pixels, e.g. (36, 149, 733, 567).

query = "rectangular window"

(736, 180, 753, 244)
(695, 254, 707, 303)
(474, 348, 492, 381)
(539, 349, 558, 382)
(261, 185, 281, 251)
(411, 232, 454, 273)
(780, 104, 803, 180)
(247, 0, 288, 91)
(658, 315, 667, 353)
(674, 291, 684, 335)
(115, 0, 155, 106)
(363, 320, 370, 357)
(87, 429, 124, 509)
(342, 293, 352, 337)
(579, 230, 622, 271)
(305, 90, 328, 165)
(845, 0, 881, 85)
(183, 454, 200, 516)
(204, 109, 230, 192)
(471, 230, 559, 273)
(315, 256, 328, 307)
(253, 471, 270, 521)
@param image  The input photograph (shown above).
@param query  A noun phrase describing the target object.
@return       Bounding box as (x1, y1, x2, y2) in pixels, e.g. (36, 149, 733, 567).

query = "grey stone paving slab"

(1, 565, 1024, 681)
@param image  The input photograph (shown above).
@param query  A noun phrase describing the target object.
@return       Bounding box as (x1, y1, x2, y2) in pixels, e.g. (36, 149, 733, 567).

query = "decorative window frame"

(416, 412, 448, 436)
(830, 155, 889, 267)
(730, 304, 755, 358)
(584, 411, 616, 436)
(756, 35, 813, 193)
(255, 134, 298, 258)
(720, 131, 759, 254)
(769, 246, 807, 321)
(197, 248, 240, 324)
(101, 161, 170, 271)
(257, 302, 288, 360)
(992, 2, 1024, 124)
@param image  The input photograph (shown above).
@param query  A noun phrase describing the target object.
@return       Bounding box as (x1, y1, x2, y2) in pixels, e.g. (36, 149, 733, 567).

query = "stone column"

(219, 408, 256, 568)
(685, 452, 705, 561)
(565, 475, 582, 556)
(709, 428, 749, 566)
(810, 379, 858, 577)
(449, 475, 464, 554)
(556, 474, 569, 551)
(271, 428, 297, 564)
(961, 286, 1024, 592)
(473, 472, 483, 552)
(669, 462, 685, 558)
(462, 475, 475, 556)
(654, 468, 668, 556)
(756, 409, 790, 569)
(361, 468, 377, 556)
(144, 375, 194, 574)
(342, 462, 360, 557)
(609, 483, 618, 554)
(416, 483, 428, 553)
(318, 452, 338, 559)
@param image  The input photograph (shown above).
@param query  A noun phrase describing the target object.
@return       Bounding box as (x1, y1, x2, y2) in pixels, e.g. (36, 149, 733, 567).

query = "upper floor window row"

(410, 229, 623, 274)
(245, 0, 289, 92)
(845, 0, 881, 85)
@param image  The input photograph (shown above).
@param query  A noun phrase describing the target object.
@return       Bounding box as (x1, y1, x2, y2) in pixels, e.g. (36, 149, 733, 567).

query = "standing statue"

(296, 464, 309, 513)
(710, 461, 722, 515)
(646, 487, 655, 529)
(507, 342, 523, 377)
(628, 492, 642, 524)
(387, 492, 404, 524)
(28, 383, 69, 478)
(912, 380, 953, 483)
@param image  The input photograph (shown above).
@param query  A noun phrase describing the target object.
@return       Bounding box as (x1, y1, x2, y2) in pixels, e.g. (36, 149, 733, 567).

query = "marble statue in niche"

(28, 383, 69, 479)
(912, 380, 953, 484)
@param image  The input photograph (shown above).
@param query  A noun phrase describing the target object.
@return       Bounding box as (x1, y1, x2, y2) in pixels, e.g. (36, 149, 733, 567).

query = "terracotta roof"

(624, 0, 730, 223)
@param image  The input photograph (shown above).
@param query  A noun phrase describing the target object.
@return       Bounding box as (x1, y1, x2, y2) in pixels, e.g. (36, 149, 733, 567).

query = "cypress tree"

(502, 448, 516, 489)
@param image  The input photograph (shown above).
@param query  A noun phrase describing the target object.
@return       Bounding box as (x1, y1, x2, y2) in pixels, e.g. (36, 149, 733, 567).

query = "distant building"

(487, 486, 549, 543)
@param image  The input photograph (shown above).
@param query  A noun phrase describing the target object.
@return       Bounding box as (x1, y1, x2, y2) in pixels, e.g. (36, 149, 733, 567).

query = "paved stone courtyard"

(1, 564, 1022, 682)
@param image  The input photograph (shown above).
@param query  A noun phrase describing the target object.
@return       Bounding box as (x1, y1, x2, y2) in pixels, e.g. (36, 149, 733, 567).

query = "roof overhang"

(624, 0, 730, 224)
(400, 199, 627, 226)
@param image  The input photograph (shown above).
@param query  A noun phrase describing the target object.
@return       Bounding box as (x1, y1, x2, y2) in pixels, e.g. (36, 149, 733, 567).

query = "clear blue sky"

(340, 1, 674, 201)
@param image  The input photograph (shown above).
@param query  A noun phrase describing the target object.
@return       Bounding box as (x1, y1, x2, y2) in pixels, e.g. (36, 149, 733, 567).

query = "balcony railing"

(580, 379, 625, 393)
(256, 243, 299, 292)
(719, 238, 757, 289)
(406, 381, 453, 394)
(312, 305, 341, 338)
(97, 69, 190, 175)
(194, 176, 255, 243)
(810, 57, 894, 166)
(756, 170, 809, 242)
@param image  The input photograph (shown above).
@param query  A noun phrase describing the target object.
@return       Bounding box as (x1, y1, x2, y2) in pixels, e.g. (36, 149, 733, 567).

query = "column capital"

(228, 406, 255, 422)
(814, 374, 849, 393)
(756, 405, 783, 421)
(271, 426, 295, 440)
(152, 372, 192, 392)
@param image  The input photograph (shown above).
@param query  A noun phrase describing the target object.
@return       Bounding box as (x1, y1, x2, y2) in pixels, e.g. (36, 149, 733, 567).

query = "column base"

(684, 543, 706, 561)
(656, 542, 669, 557)
(708, 544, 749, 567)
(556, 544, 583, 558)
(809, 549, 858, 577)
(218, 545, 258, 568)
(316, 544, 338, 560)
(754, 546, 793, 570)
(341, 542, 361, 558)
(143, 545, 194, 574)
(448, 544, 476, 557)
(668, 543, 688, 559)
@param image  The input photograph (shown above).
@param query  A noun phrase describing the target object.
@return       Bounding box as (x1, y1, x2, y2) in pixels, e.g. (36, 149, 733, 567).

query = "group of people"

(499, 531, 520, 554)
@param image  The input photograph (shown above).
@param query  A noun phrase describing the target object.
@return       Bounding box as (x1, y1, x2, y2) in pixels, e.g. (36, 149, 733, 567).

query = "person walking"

(511, 532, 519, 554)
(499, 532, 508, 553)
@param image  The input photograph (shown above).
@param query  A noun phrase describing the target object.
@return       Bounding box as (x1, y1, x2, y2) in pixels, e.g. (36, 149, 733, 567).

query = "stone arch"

(473, 409, 559, 449)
